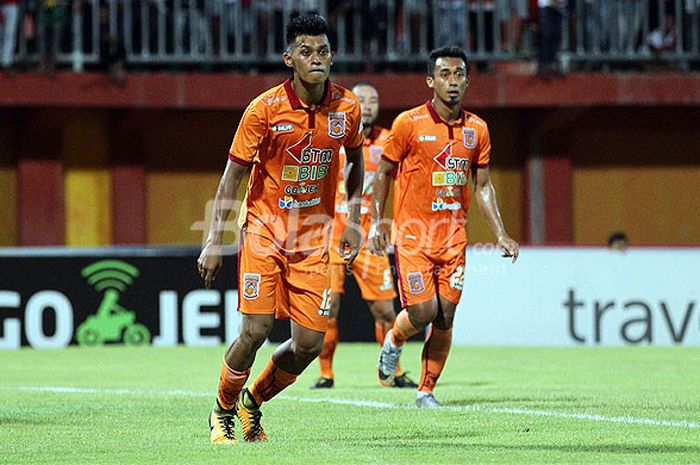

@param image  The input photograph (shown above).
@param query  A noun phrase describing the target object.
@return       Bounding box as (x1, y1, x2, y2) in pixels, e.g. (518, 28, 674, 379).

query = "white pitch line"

(5, 385, 699, 429)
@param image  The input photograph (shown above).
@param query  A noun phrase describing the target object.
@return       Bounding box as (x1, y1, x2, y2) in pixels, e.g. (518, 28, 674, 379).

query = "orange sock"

(217, 359, 250, 410)
(249, 358, 298, 405)
(319, 317, 339, 379)
(376, 320, 403, 374)
(418, 326, 453, 393)
(390, 310, 418, 347)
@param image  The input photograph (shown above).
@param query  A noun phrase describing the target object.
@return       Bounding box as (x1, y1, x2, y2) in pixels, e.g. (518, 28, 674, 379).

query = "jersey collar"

(284, 77, 333, 110)
(425, 99, 464, 126)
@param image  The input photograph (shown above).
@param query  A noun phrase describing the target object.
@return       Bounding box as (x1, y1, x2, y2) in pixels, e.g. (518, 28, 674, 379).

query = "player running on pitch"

(198, 14, 365, 443)
(369, 46, 519, 408)
(311, 82, 417, 390)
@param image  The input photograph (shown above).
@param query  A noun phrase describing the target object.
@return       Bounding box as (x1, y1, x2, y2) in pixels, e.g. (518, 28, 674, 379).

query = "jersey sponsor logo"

(328, 112, 347, 139)
(433, 142, 470, 171)
(432, 171, 468, 186)
(369, 145, 383, 164)
(281, 164, 329, 182)
(463, 127, 477, 149)
(436, 186, 461, 197)
(418, 135, 437, 142)
(278, 195, 321, 209)
(262, 94, 287, 106)
(242, 273, 260, 300)
(286, 132, 333, 164)
(271, 123, 293, 133)
(431, 197, 462, 211)
(284, 183, 318, 195)
(407, 272, 425, 294)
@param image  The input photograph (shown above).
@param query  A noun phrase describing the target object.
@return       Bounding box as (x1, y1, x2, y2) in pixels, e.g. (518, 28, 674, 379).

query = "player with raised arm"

(369, 46, 519, 408)
(311, 82, 417, 390)
(198, 14, 365, 443)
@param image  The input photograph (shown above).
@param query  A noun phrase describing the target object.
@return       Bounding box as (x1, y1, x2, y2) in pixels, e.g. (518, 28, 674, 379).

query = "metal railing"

(12, 1, 700, 72)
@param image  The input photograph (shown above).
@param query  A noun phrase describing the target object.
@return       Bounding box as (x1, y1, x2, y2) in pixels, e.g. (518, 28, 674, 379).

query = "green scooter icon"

(76, 260, 151, 347)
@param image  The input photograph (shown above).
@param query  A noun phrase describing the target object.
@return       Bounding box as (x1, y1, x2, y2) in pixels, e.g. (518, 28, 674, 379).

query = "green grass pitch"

(1, 344, 699, 464)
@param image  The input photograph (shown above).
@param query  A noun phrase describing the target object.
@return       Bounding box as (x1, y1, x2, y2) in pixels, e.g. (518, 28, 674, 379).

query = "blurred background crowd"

(1, 0, 698, 82)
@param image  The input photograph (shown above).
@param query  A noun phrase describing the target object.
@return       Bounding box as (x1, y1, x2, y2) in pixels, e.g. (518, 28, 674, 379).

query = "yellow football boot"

(209, 402, 237, 445)
(235, 389, 268, 442)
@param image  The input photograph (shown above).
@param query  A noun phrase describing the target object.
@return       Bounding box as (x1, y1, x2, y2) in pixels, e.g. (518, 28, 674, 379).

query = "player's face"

(427, 57, 469, 105)
(284, 34, 333, 86)
(353, 85, 379, 127)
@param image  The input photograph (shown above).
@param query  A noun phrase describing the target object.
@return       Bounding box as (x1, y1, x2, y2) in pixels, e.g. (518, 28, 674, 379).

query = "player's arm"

(339, 145, 364, 264)
(197, 160, 249, 288)
(473, 165, 519, 263)
(368, 158, 395, 256)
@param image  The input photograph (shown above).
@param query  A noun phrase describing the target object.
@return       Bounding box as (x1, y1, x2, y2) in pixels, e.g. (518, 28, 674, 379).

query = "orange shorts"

(238, 232, 331, 333)
(329, 246, 397, 302)
(394, 244, 466, 308)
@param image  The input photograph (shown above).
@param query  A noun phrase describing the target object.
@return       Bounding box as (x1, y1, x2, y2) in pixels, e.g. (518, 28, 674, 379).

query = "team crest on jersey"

(328, 112, 346, 139)
(242, 273, 260, 300)
(369, 145, 383, 164)
(463, 127, 477, 149)
(407, 272, 425, 294)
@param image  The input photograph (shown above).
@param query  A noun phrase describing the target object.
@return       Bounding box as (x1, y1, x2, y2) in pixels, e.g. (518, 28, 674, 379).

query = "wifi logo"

(75, 260, 151, 347)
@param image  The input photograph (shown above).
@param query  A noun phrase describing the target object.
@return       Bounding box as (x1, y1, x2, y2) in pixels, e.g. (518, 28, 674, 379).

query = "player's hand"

(197, 243, 223, 289)
(368, 220, 390, 256)
(498, 235, 520, 263)
(339, 221, 363, 265)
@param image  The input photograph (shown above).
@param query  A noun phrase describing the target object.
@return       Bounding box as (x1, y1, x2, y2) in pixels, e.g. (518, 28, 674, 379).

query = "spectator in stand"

(98, 0, 125, 84)
(648, 2, 677, 56)
(537, 0, 566, 77)
(38, 0, 69, 75)
(1, 0, 19, 72)
(617, 0, 644, 53)
(498, 0, 529, 53)
(435, 0, 466, 48)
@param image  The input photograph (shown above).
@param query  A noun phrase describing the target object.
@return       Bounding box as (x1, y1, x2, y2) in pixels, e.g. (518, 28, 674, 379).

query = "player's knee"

(293, 337, 324, 361)
(411, 301, 438, 327)
(238, 322, 272, 351)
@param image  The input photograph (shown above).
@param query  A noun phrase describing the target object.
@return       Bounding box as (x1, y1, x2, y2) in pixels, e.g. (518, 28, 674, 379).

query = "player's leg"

(239, 250, 329, 439)
(377, 248, 437, 386)
(416, 249, 464, 408)
(367, 299, 418, 388)
(210, 232, 280, 444)
(416, 295, 456, 408)
(313, 255, 345, 388)
(312, 291, 339, 388)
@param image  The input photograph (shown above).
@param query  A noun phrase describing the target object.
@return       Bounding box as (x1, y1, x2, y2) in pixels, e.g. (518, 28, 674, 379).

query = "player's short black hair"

(607, 231, 629, 247)
(286, 14, 330, 47)
(427, 46, 470, 76)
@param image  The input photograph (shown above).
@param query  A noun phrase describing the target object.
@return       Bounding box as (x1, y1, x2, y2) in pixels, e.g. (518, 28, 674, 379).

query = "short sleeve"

(343, 99, 364, 149)
(382, 113, 413, 164)
(476, 124, 491, 167)
(229, 101, 267, 166)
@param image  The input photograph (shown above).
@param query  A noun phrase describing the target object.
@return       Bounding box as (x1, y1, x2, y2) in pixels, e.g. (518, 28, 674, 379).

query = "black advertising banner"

(0, 247, 385, 349)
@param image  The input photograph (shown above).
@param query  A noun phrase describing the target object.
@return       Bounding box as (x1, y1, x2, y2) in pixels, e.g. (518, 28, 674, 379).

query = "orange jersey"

(229, 78, 364, 253)
(382, 100, 491, 252)
(330, 125, 390, 246)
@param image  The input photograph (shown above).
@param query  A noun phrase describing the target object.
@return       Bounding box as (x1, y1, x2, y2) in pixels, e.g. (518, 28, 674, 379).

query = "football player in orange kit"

(198, 14, 365, 443)
(311, 82, 417, 390)
(369, 46, 520, 408)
